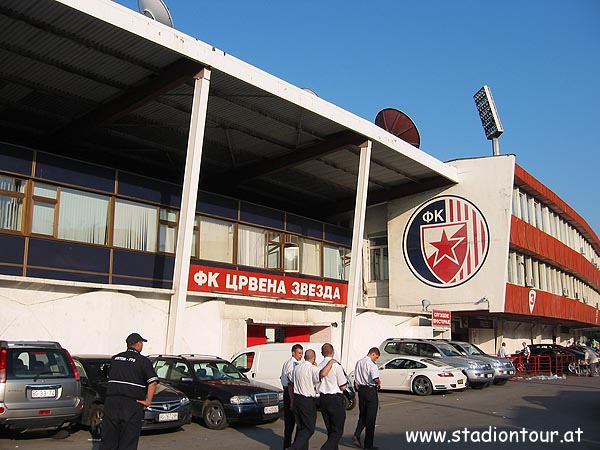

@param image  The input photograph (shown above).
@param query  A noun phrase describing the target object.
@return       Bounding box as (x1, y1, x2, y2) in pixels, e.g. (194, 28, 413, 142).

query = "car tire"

(89, 403, 104, 439)
(412, 376, 433, 396)
(493, 378, 508, 385)
(202, 400, 228, 430)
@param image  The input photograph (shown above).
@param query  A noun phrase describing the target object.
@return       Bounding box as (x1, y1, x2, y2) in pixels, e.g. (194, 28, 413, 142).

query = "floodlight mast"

(473, 85, 504, 156)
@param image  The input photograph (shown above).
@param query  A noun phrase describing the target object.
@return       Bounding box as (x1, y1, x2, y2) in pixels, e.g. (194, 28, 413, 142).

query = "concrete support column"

(341, 140, 371, 370)
(166, 68, 211, 353)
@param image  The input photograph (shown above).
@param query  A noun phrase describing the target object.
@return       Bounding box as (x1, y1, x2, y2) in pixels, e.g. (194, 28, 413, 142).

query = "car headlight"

(181, 396, 190, 406)
(277, 392, 284, 402)
(230, 395, 254, 405)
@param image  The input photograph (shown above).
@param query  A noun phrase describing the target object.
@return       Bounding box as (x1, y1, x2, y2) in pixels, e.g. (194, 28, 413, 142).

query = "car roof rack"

(0, 340, 62, 349)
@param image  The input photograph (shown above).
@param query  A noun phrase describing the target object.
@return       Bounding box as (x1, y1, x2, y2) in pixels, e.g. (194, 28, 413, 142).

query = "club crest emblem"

(403, 196, 489, 288)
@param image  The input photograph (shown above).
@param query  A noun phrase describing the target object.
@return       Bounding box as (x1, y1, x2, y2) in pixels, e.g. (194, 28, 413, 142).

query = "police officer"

(100, 333, 158, 450)
(318, 343, 347, 450)
(352, 347, 381, 450)
(281, 344, 304, 449)
(289, 349, 336, 450)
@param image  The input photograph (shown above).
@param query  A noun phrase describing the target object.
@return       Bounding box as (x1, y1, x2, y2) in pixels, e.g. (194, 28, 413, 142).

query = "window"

(238, 224, 267, 268)
(197, 216, 234, 263)
(299, 237, 321, 276)
(57, 188, 109, 245)
(323, 244, 351, 280)
(283, 235, 299, 273)
(158, 208, 178, 253)
(266, 231, 282, 270)
(0, 175, 25, 232)
(113, 199, 158, 252)
(519, 192, 529, 223)
(369, 236, 389, 281)
(31, 183, 57, 235)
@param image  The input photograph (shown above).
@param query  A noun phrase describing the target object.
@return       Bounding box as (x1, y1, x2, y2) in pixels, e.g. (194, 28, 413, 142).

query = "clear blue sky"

(115, 0, 600, 235)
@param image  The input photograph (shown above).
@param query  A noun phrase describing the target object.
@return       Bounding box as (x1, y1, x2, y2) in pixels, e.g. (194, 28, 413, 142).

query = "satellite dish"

(375, 108, 421, 148)
(138, 0, 174, 27)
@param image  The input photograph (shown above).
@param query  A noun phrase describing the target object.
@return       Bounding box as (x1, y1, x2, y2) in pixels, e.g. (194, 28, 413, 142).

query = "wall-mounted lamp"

(475, 297, 489, 305)
(331, 322, 338, 328)
(245, 318, 254, 324)
(421, 299, 431, 312)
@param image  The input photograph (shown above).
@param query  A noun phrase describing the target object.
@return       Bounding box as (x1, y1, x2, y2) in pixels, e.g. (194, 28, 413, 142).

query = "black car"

(526, 345, 578, 374)
(72, 355, 192, 438)
(149, 354, 284, 430)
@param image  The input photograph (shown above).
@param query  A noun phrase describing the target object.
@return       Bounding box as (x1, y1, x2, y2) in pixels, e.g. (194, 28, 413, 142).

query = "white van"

(231, 343, 356, 410)
(231, 342, 325, 389)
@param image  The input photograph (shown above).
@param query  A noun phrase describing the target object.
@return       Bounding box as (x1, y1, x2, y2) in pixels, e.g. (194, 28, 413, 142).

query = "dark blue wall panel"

(112, 276, 172, 289)
(197, 191, 238, 220)
(240, 202, 285, 230)
(112, 249, 174, 281)
(118, 172, 181, 208)
(0, 234, 25, 264)
(27, 239, 110, 273)
(286, 214, 323, 239)
(324, 224, 352, 246)
(0, 265, 23, 276)
(0, 143, 33, 176)
(26, 268, 108, 284)
(35, 152, 115, 193)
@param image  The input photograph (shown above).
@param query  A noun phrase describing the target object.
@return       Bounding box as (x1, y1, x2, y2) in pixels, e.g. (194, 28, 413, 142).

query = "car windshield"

(193, 361, 246, 381)
(457, 343, 485, 356)
(7, 349, 74, 379)
(81, 360, 110, 383)
(433, 343, 461, 357)
(420, 358, 447, 367)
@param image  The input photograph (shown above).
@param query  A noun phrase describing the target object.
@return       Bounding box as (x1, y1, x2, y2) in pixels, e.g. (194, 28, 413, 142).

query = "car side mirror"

(432, 352, 441, 358)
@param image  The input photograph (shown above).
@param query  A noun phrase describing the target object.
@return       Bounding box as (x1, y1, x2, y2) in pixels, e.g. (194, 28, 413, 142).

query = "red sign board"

(188, 264, 348, 305)
(432, 310, 451, 329)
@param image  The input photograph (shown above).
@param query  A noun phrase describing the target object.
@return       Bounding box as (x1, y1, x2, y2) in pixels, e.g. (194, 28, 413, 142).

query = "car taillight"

(437, 372, 454, 377)
(0, 348, 7, 383)
(64, 350, 79, 381)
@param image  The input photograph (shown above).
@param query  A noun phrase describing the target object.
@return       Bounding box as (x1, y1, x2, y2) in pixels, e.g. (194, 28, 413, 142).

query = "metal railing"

(510, 354, 575, 376)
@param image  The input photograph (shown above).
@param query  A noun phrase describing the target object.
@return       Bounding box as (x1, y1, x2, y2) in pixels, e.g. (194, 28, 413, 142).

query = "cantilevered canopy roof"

(0, 0, 458, 220)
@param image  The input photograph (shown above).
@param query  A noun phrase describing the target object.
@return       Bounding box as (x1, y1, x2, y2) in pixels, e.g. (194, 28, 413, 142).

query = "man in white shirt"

(281, 344, 304, 450)
(318, 343, 347, 450)
(289, 349, 336, 450)
(497, 342, 508, 358)
(352, 347, 381, 450)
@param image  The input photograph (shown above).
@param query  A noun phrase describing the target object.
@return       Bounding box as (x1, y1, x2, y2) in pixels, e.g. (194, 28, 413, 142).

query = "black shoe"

(352, 435, 362, 448)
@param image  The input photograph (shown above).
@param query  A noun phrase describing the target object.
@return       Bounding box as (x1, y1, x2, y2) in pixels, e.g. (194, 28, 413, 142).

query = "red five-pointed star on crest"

(430, 230, 465, 267)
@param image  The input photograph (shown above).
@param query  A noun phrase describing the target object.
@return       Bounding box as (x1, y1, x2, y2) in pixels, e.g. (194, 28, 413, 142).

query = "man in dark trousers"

(318, 343, 348, 450)
(281, 343, 304, 449)
(289, 349, 336, 450)
(100, 333, 158, 450)
(352, 347, 381, 450)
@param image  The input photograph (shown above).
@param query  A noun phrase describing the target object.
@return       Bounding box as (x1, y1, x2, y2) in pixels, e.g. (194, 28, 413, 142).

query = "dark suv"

(72, 355, 192, 438)
(150, 354, 283, 430)
(0, 340, 82, 434)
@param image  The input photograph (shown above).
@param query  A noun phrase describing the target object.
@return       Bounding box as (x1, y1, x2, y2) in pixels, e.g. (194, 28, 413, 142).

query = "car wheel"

(412, 376, 433, 396)
(202, 400, 228, 430)
(493, 378, 508, 386)
(89, 404, 105, 439)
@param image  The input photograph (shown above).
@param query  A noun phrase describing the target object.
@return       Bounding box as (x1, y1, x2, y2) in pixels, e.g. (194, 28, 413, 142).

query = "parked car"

(379, 338, 495, 388)
(374, 355, 467, 395)
(444, 340, 515, 385)
(149, 354, 284, 430)
(0, 340, 83, 435)
(231, 342, 356, 410)
(525, 345, 577, 374)
(72, 355, 192, 438)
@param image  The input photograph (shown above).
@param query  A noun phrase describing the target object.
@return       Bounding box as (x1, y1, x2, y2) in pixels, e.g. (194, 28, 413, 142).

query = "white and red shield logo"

(404, 196, 489, 288)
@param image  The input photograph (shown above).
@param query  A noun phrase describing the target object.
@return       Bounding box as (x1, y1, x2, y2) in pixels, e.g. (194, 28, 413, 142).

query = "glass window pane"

(199, 217, 234, 263)
(32, 202, 55, 235)
(113, 199, 158, 252)
(160, 209, 178, 222)
(299, 237, 321, 276)
(267, 232, 281, 269)
(57, 188, 109, 244)
(159, 224, 176, 253)
(0, 195, 23, 231)
(237, 224, 266, 268)
(324, 244, 350, 280)
(34, 184, 57, 199)
(0, 175, 25, 193)
(284, 246, 299, 272)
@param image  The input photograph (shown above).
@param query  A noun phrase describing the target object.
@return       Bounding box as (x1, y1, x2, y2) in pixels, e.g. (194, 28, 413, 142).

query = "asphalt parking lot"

(2, 376, 599, 450)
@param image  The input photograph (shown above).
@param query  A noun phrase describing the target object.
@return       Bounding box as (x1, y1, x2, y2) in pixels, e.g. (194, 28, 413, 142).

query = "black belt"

(357, 385, 377, 388)
(320, 392, 343, 396)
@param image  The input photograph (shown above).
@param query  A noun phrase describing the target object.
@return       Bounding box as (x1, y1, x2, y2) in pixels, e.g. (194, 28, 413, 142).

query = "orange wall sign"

(188, 264, 348, 304)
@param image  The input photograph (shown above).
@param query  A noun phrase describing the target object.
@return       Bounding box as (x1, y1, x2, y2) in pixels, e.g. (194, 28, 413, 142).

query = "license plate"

(457, 379, 464, 384)
(264, 405, 278, 414)
(31, 389, 56, 398)
(158, 412, 178, 422)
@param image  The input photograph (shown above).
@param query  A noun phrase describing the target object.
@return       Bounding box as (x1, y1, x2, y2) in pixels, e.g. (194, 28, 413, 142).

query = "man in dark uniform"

(100, 333, 158, 450)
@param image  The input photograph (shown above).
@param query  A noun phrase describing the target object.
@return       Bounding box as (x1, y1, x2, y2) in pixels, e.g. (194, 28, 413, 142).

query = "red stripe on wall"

(505, 283, 598, 325)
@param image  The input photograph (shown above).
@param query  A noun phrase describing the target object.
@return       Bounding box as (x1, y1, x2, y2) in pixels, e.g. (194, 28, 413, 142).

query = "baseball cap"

(126, 332, 148, 345)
